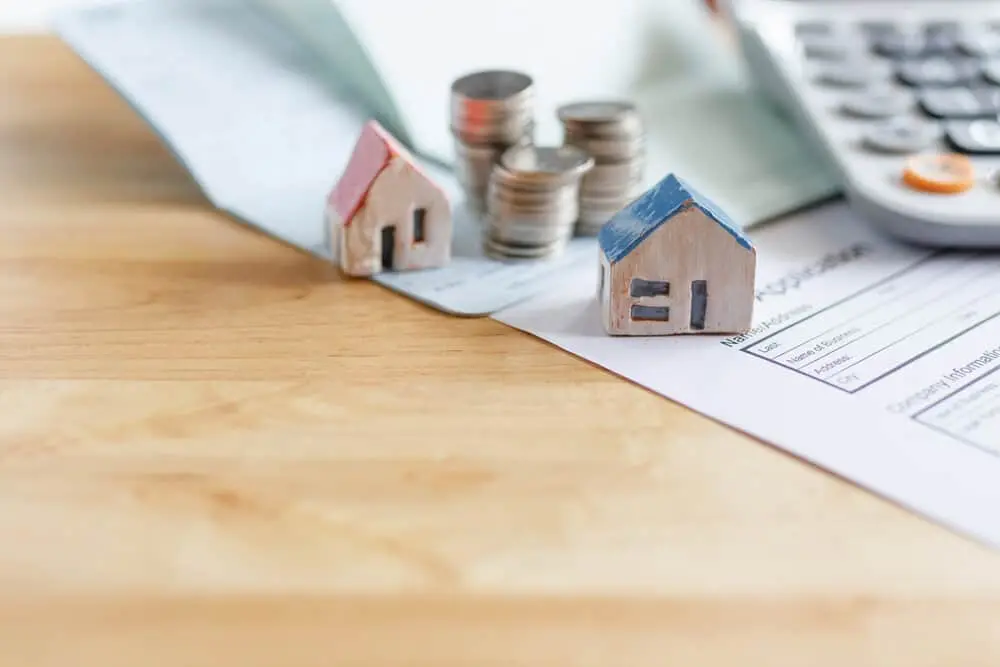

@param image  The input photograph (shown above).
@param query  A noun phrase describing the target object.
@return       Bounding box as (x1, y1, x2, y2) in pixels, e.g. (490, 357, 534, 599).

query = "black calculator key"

(896, 57, 981, 87)
(919, 87, 1000, 118)
(862, 117, 942, 153)
(946, 119, 1000, 153)
(957, 30, 1000, 57)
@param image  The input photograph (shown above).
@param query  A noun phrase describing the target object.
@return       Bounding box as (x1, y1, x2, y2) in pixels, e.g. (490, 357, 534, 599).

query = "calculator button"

(981, 60, 1000, 85)
(925, 34, 960, 54)
(863, 118, 942, 153)
(800, 34, 863, 60)
(897, 57, 981, 87)
(858, 21, 899, 37)
(924, 21, 960, 36)
(957, 30, 1000, 57)
(872, 32, 934, 58)
(946, 119, 1000, 153)
(841, 89, 913, 118)
(978, 86, 1000, 110)
(919, 87, 999, 118)
(795, 21, 833, 36)
(817, 61, 891, 87)
(901, 153, 975, 193)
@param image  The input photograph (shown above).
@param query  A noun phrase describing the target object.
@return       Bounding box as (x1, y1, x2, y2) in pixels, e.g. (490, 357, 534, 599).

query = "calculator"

(728, 0, 1000, 247)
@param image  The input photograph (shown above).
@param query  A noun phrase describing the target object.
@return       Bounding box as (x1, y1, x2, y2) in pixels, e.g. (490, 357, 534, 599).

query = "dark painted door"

(381, 226, 396, 269)
(690, 280, 707, 330)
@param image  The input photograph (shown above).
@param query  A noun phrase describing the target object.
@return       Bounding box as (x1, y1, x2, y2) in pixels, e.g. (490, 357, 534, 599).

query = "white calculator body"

(728, 0, 1000, 247)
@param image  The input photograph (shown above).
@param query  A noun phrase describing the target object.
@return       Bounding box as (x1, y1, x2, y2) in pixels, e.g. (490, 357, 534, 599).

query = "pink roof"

(327, 120, 434, 226)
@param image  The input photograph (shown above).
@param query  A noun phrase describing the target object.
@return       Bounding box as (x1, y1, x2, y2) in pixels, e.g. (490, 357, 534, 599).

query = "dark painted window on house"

(631, 304, 670, 321)
(413, 207, 427, 243)
(630, 278, 669, 298)
(690, 280, 708, 330)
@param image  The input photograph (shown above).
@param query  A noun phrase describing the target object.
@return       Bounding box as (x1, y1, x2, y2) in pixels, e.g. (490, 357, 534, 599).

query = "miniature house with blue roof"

(596, 172, 756, 336)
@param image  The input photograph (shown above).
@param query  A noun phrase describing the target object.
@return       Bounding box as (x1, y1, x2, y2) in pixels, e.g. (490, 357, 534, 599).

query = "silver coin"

(484, 235, 568, 261)
(451, 70, 533, 103)
(558, 101, 643, 139)
(487, 199, 578, 226)
(564, 130, 645, 154)
(558, 100, 635, 120)
(555, 97, 645, 236)
(499, 145, 594, 183)
(491, 192, 579, 215)
(582, 161, 644, 187)
(483, 155, 585, 259)
(491, 217, 575, 233)
(580, 192, 636, 210)
(490, 227, 574, 247)
(451, 112, 535, 145)
(450, 70, 536, 212)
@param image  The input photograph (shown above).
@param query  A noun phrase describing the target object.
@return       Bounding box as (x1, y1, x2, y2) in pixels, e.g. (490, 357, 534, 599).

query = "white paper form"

(53, 0, 838, 317)
(493, 203, 1000, 548)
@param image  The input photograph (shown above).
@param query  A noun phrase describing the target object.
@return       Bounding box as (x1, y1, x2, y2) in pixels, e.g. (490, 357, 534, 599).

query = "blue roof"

(597, 173, 753, 264)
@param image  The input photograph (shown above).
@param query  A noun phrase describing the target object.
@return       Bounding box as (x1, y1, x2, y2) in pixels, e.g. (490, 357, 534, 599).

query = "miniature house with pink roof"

(326, 120, 452, 277)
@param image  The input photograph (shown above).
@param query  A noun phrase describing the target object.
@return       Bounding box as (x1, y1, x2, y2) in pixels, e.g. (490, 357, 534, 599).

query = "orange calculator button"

(902, 153, 975, 194)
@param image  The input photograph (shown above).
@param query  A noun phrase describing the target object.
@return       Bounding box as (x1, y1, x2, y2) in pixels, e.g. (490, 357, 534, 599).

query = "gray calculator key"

(982, 59, 1000, 85)
(946, 119, 1000, 153)
(979, 86, 1000, 109)
(924, 21, 960, 35)
(920, 87, 998, 118)
(817, 60, 891, 87)
(924, 24, 961, 52)
(957, 30, 1000, 57)
(858, 21, 899, 36)
(873, 32, 932, 58)
(863, 117, 942, 153)
(842, 89, 913, 118)
(897, 57, 981, 87)
(800, 34, 863, 60)
(795, 21, 833, 36)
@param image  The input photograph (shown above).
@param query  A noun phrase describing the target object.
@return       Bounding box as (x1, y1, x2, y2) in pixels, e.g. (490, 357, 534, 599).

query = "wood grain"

(2, 35, 1000, 666)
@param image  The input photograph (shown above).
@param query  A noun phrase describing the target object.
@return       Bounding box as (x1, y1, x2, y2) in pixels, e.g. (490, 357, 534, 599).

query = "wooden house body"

(327, 120, 452, 276)
(597, 173, 756, 336)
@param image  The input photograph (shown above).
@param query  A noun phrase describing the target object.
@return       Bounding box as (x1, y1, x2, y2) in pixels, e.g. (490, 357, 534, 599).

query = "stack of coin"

(484, 145, 594, 260)
(557, 100, 646, 235)
(450, 70, 536, 214)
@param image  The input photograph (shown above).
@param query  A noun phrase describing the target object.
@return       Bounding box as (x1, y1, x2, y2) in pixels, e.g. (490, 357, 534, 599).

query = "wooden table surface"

(3, 35, 1000, 666)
